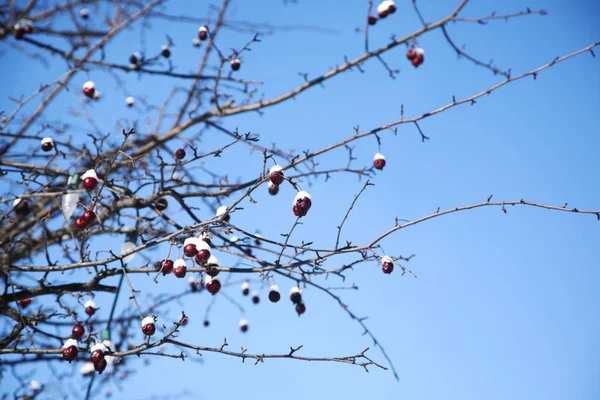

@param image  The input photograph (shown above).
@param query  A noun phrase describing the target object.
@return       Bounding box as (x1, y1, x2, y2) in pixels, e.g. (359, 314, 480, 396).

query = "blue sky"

(1, 0, 599, 399)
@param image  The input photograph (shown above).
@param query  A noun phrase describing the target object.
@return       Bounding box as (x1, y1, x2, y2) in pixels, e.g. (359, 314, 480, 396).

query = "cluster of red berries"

(75, 209, 96, 230)
(17, 297, 32, 308)
(368, 1, 397, 25)
(292, 191, 312, 218)
(268, 165, 285, 196)
(290, 287, 306, 316)
(407, 47, 425, 67)
(13, 20, 33, 39)
(89, 342, 109, 373)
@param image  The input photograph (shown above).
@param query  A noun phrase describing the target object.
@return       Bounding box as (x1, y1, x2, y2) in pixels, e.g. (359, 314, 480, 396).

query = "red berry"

(290, 292, 302, 304)
(378, 9, 388, 18)
(407, 49, 416, 60)
(83, 210, 96, 224)
(240, 323, 248, 333)
(382, 262, 394, 274)
(17, 298, 32, 308)
(412, 54, 424, 67)
(203, 320, 210, 327)
(94, 358, 107, 373)
(14, 199, 30, 216)
(268, 182, 279, 196)
(75, 217, 87, 230)
(374, 159, 386, 170)
(368, 16, 377, 25)
(82, 87, 95, 98)
(206, 279, 221, 295)
(175, 148, 186, 160)
(295, 302, 306, 316)
(252, 293, 260, 304)
(270, 171, 284, 185)
(230, 58, 241, 71)
(195, 249, 210, 264)
(293, 196, 312, 217)
(41, 142, 53, 152)
(161, 46, 171, 58)
(83, 177, 97, 191)
(183, 243, 198, 257)
(154, 198, 168, 211)
(91, 349, 104, 364)
(142, 323, 155, 336)
(198, 27, 208, 40)
(72, 324, 85, 339)
(85, 306, 96, 316)
(174, 265, 187, 278)
(160, 259, 174, 275)
(387, 4, 397, 14)
(62, 346, 78, 362)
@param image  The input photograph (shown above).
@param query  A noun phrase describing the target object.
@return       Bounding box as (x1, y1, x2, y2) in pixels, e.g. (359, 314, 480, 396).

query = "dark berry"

(160, 259, 174, 275)
(72, 324, 85, 339)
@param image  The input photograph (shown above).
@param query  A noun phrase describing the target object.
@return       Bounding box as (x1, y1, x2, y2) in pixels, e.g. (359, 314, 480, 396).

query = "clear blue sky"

(2, 1, 599, 399)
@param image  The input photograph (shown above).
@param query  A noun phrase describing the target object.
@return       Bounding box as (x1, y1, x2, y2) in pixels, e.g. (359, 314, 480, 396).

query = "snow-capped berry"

(81, 362, 95, 376)
(251, 291, 260, 304)
(141, 316, 156, 336)
(201, 231, 213, 247)
(183, 242, 198, 257)
(412, 48, 425, 67)
(407, 48, 417, 60)
(83, 210, 96, 224)
(387, 0, 397, 14)
(13, 198, 30, 216)
(75, 217, 87, 230)
(90, 342, 107, 363)
(125, 96, 135, 107)
(295, 302, 306, 316)
(377, 1, 389, 18)
(206, 254, 219, 266)
(289, 287, 302, 304)
(368, 15, 378, 25)
(373, 153, 386, 170)
(415, 47, 425, 56)
(192, 38, 201, 47)
(154, 198, 168, 211)
(215, 205, 230, 222)
(203, 320, 210, 327)
(268, 181, 279, 196)
(160, 259, 174, 275)
(82, 81, 95, 98)
(17, 298, 32, 308)
(292, 191, 312, 217)
(198, 26, 208, 40)
(382, 255, 394, 274)
(239, 318, 248, 333)
(129, 52, 143, 65)
(230, 235, 239, 243)
(72, 323, 85, 339)
(13, 24, 25, 39)
(92, 90, 101, 100)
(94, 358, 107, 373)
(173, 258, 187, 278)
(205, 275, 221, 295)
(268, 285, 281, 303)
(241, 281, 250, 295)
(161, 45, 171, 58)
(84, 300, 97, 316)
(269, 165, 284, 185)
(82, 169, 98, 191)
(175, 148, 185, 160)
(102, 340, 116, 364)
(188, 277, 198, 292)
(194, 241, 211, 264)
(41, 137, 54, 152)
(29, 380, 41, 392)
(230, 58, 241, 71)
(79, 8, 89, 19)
(62, 339, 78, 361)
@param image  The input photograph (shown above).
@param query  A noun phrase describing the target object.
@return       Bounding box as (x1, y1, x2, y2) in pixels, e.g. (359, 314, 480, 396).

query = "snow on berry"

(173, 258, 187, 278)
(292, 191, 312, 217)
(198, 26, 208, 40)
(82, 169, 98, 191)
(215, 205, 230, 222)
(268, 285, 281, 303)
(290, 287, 302, 304)
(239, 318, 249, 333)
(84, 299, 97, 316)
(41, 137, 54, 152)
(126, 96, 135, 107)
(269, 165, 284, 185)
(205, 274, 221, 295)
(382, 255, 394, 274)
(80, 362, 95, 376)
(373, 153, 386, 170)
(29, 380, 41, 392)
(82, 81, 95, 98)
(141, 316, 156, 336)
(62, 338, 78, 361)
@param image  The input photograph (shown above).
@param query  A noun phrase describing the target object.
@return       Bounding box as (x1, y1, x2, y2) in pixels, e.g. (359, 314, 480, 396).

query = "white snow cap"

(13, 198, 22, 207)
(84, 299, 96, 309)
(93, 90, 101, 100)
(381, 255, 394, 264)
(374, 153, 386, 161)
(125, 96, 135, 106)
(268, 181, 278, 190)
(197, 239, 211, 251)
(269, 165, 283, 174)
(205, 274, 220, 284)
(292, 190, 312, 206)
(82, 80, 95, 90)
(241, 281, 249, 290)
(230, 235, 239, 243)
(91, 342, 107, 353)
(102, 339, 116, 364)
(80, 8, 88, 16)
(207, 255, 219, 265)
(142, 316, 154, 327)
(188, 277, 196, 284)
(80, 362, 95, 376)
(215, 205, 228, 217)
(269, 284, 279, 293)
(132, 51, 143, 61)
(415, 47, 425, 56)
(377, 1, 391, 14)
(41, 137, 54, 146)
(239, 318, 248, 327)
(251, 290, 259, 297)
(199, 26, 208, 33)
(63, 338, 78, 349)
(82, 169, 98, 180)
(29, 380, 41, 392)
(161, 45, 169, 51)
(174, 258, 187, 268)
(192, 38, 201, 46)
(184, 237, 203, 248)
(290, 287, 302, 295)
